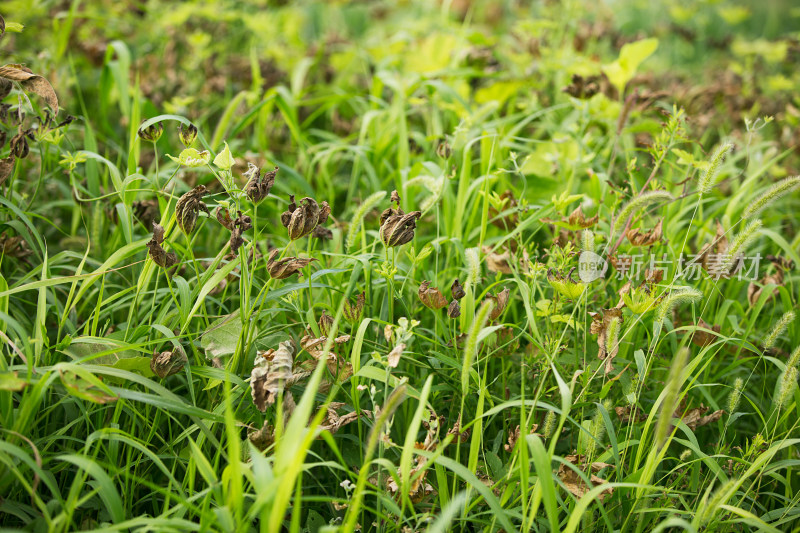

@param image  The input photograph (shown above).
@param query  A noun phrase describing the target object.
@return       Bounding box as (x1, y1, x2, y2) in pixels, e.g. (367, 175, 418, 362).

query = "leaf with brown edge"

(250, 340, 295, 412)
(387, 343, 406, 368)
(418, 281, 447, 309)
(626, 219, 664, 247)
(747, 268, 784, 307)
(484, 246, 513, 274)
(0, 64, 59, 114)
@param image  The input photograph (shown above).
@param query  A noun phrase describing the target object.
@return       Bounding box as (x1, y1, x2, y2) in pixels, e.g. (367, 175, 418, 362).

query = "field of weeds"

(1, 1, 800, 531)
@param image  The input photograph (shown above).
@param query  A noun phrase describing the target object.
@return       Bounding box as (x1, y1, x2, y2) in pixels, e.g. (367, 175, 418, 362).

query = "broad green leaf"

(167, 148, 211, 167)
(602, 37, 659, 93)
(213, 142, 234, 170)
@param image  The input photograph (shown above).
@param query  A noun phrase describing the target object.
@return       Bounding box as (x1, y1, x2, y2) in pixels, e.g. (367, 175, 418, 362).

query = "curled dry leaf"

(318, 311, 334, 338)
(150, 346, 188, 378)
(681, 405, 724, 430)
(379, 207, 421, 247)
(486, 287, 510, 321)
(615, 405, 647, 423)
(266, 249, 316, 279)
(0, 231, 32, 262)
(0, 156, 14, 186)
(747, 267, 784, 307)
(691, 318, 721, 347)
(300, 334, 351, 360)
(589, 307, 624, 374)
(387, 343, 406, 368)
(319, 404, 373, 433)
(484, 246, 513, 274)
(558, 455, 614, 502)
(244, 163, 277, 203)
(0, 64, 59, 114)
(175, 185, 210, 234)
(281, 195, 330, 240)
(418, 281, 447, 310)
(390, 189, 401, 204)
(146, 222, 179, 270)
(251, 340, 295, 412)
(626, 219, 664, 246)
(504, 424, 540, 452)
(312, 225, 333, 240)
(563, 73, 601, 99)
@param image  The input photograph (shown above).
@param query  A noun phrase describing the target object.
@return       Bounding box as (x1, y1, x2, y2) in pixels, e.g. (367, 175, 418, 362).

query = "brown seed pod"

(175, 185, 210, 234)
(343, 291, 366, 324)
(266, 249, 316, 279)
(178, 123, 198, 147)
(150, 346, 187, 378)
(138, 121, 163, 143)
(418, 281, 448, 310)
(146, 222, 179, 270)
(312, 225, 333, 240)
(451, 279, 466, 300)
(9, 129, 30, 159)
(244, 163, 278, 203)
(390, 189, 401, 204)
(281, 195, 330, 240)
(447, 299, 461, 319)
(318, 311, 335, 338)
(379, 207, 421, 247)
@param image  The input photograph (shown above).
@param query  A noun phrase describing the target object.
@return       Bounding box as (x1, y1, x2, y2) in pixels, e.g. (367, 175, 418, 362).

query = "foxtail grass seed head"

(379, 206, 421, 247)
(697, 141, 733, 195)
(542, 410, 557, 439)
(654, 346, 690, 449)
(605, 316, 621, 358)
(722, 218, 762, 271)
(775, 366, 798, 410)
(281, 196, 331, 240)
(465, 247, 481, 291)
(728, 377, 744, 414)
(178, 122, 198, 147)
(138, 121, 163, 143)
(175, 185, 210, 234)
(763, 310, 795, 351)
(345, 190, 386, 251)
(698, 479, 737, 526)
(787, 345, 800, 372)
(581, 229, 595, 253)
(655, 287, 703, 331)
(586, 403, 609, 456)
(613, 190, 674, 234)
(743, 176, 800, 220)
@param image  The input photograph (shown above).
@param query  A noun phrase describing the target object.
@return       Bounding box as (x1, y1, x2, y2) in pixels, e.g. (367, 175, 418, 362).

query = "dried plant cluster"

(1, 3, 800, 532)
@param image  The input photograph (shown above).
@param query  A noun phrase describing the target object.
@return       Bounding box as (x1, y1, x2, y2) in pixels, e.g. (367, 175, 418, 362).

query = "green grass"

(1, 0, 800, 531)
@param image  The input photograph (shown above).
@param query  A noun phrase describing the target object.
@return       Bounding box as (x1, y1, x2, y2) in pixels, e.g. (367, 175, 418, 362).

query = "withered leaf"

(626, 219, 664, 247)
(418, 281, 447, 310)
(146, 222, 179, 270)
(0, 64, 59, 114)
(486, 287, 510, 321)
(681, 406, 724, 430)
(266, 249, 316, 279)
(558, 455, 614, 501)
(447, 299, 461, 319)
(691, 318, 721, 347)
(150, 347, 188, 378)
(251, 340, 295, 412)
(589, 307, 624, 374)
(0, 156, 14, 186)
(387, 343, 406, 368)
